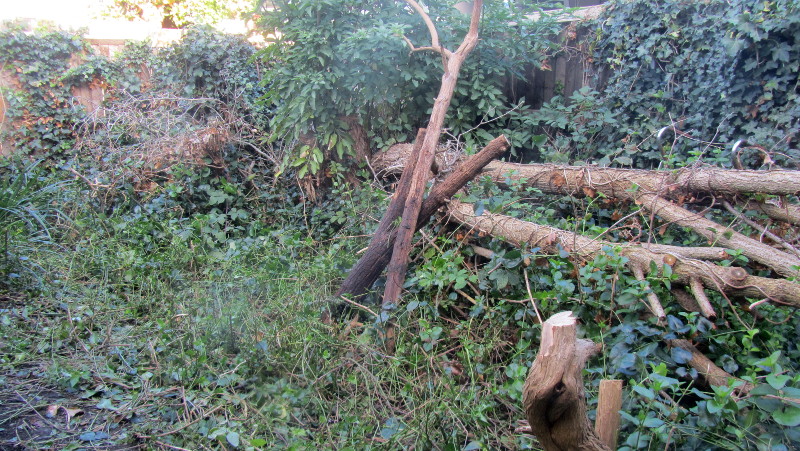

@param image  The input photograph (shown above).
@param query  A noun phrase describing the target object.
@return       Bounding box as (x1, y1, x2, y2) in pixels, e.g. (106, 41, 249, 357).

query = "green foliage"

(105, 0, 255, 28)
(0, 161, 70, 291)
(0, 24, 88, 156)
(258, 0, 561, 176)
(587, 0, 800, 168)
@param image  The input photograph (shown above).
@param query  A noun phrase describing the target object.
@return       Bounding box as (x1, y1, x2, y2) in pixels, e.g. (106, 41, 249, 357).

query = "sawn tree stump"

(522, 311, 610, 451)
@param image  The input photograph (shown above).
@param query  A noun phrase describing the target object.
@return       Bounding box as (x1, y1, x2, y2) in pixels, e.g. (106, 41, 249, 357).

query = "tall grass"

(0, 161, 71, 289)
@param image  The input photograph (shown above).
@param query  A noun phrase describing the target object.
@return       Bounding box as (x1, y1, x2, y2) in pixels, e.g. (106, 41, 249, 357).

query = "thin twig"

(339, 295, 378, 318)
(523, 268, 543, 324)
(722, 200, 800, 258)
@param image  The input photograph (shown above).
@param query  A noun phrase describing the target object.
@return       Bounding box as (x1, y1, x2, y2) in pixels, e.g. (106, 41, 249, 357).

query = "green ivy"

(0, 24, 88, 156)
(587, 0, 800, 168)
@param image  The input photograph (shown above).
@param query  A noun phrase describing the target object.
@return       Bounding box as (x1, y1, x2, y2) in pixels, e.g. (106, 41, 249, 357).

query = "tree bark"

(335, 135, 508, 303)
(384, 0, 483, 306)
(447, 200, 800, 308)
(523, 311, 608, 451)
(479, 163, 800, 278)
(333, 128, 426, 305)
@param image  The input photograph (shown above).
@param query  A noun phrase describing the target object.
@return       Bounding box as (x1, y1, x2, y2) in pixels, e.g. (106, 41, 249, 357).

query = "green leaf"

(226, 431, 240, 448)
(632, 385, 655, 400)
(766, 373, 791, 390)
(642, 417, 664, 428)
(772, 405, 800, 427)
(95, 398, 115, 410)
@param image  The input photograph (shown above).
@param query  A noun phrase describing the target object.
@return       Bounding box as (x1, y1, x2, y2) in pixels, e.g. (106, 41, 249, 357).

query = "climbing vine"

(0, 25, 88, 156)
(589, 0, 800, 168)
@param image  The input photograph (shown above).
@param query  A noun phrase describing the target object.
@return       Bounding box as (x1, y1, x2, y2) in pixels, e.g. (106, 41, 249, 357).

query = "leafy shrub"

(258, 0, 562, 176)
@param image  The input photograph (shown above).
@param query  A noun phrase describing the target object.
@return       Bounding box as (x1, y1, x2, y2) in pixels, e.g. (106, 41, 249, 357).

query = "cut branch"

(478, 163, 800, 278)
(383, 0, 483, 307)
(447, 200, 800, 308)
(689, 277, 717, 319)
(631, 263, 665, 319)
(722, 200, 800, 259)
(523, 311, 608, 451)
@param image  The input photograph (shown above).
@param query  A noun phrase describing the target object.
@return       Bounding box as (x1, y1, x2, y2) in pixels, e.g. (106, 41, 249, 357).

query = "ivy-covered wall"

(582, 0, 799, 168)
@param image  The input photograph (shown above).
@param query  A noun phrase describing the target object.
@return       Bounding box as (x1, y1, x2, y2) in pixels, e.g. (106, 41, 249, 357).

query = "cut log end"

(523, 311, 610, 451)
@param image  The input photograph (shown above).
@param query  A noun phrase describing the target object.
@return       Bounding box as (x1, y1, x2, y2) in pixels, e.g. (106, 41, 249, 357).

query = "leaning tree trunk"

(383, 0, 484, 307)
(335, 135, 509, 303)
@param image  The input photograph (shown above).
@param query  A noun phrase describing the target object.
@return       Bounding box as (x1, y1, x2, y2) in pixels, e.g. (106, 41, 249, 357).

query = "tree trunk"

(334, 135, 509, 303)
(481, 162, 800, 196)
(447, 200, 800, 308)
(523, 311, 609, 451)
(383, 0, 484, 306)
(333, 128, 426, 305)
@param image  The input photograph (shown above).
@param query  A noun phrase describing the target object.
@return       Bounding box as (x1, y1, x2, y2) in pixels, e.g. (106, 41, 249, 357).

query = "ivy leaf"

(642, 417, 664, 428)
(79, 431, 110, 442)
(766, 373, 791, 390)
(671, 347, 693, 365)
(632, 385, 655, 400)
(473, 201, 485, 216)
(226, 431, 240, 448)
(95, 398, 116, 410)
(772, 406, 800, 427)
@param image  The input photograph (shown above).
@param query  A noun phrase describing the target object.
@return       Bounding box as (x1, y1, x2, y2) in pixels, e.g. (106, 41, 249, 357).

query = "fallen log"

(523, 311, 608, 451)
(478, 163, 800, 278)
(481, 162, 800, 197)
(447, 200, 800, 308)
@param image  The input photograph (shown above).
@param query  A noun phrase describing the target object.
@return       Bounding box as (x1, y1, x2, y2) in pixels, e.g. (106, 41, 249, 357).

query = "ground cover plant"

(1, 0, 799, 449)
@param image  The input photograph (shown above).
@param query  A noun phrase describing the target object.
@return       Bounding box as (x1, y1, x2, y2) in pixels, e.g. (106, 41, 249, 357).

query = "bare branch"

(404, 0, 443, 53)
(722, 200, 800, 259)
(454, 0, 483, 55)
(667, 339, 754, 396)
(400, 34, 442, 55)
(689, 277, 717, 319)
(741, 198, 800, 225)
(631, 263, 666, 319)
